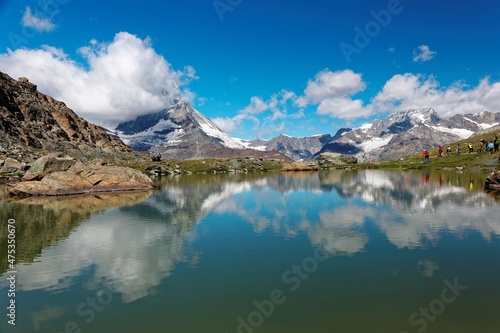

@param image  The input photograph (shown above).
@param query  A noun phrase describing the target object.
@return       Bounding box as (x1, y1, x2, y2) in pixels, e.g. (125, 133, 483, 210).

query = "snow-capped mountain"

(316, 109, 500, 161)
(113, 102, 287, 160)
(116, 102, 243, 151)
(113, 103, 499, 161)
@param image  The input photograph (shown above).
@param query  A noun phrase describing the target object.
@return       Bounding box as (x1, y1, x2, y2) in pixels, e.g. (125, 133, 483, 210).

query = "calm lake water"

(0, 170, 499, 333)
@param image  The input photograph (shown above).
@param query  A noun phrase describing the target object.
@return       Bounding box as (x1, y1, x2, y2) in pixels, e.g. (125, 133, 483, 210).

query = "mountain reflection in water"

(0, 170, 498, 333)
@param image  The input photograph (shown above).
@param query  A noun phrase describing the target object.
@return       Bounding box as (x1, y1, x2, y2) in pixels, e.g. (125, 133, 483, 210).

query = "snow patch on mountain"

(199, 122, 244, 149)
(233, 138, 268, 151)
(359, 123, 373, 131)
(116, 119, 184, 146)
(428, 125, 474, 139)
(359, 135, 394, 152)
(463, 117, 499, 130)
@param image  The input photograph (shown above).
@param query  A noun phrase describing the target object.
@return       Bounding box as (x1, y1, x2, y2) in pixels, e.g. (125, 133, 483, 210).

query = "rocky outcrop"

(8, 164, 155, 197)
(0, 157, 25, 174)
(318, 153, 358, 166)
(281, 162, 320, 171)
(0, 72, 141, 165)
(485, 171, 500, 191)
(23, 154, 76, 181)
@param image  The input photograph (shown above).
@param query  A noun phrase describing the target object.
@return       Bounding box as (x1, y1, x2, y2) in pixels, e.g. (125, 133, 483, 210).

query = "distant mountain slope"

(238, 130, 351, 161)
(114, 102, 289, 160)
(238, 109, 499, 162)
(317, 109, 500, 162)
(0, 72, 133, 163)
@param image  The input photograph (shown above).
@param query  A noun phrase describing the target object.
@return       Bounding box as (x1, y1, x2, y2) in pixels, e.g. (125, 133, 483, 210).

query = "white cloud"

(218, 69, 500, 137)
(213, 90, 306, 136)
(373, 73, 500, 117)
(413, 45, 436, 62)
(388, 46, 395, 53)
(317, 97, 372, 120)
(21, 7, 56, 33)
(197, 96, 208, 106)
(212, 117, 238, 133)
(0, 32, 196, 126)
(241, 96, 270, 115)
(300, 69, 372, 120)
(213, 97, 270, 134)
(304, 69, 365, 102)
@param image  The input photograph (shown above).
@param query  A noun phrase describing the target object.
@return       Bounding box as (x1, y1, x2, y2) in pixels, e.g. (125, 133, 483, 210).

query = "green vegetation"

(378, 130, 499, 171)
(125, 156, 284, 175)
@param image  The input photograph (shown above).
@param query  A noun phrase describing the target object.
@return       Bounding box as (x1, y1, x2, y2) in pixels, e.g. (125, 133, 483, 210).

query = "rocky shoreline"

(3, 151, 499, 197)
(485, 171, 500, 191)
(4, 154, 154, 197)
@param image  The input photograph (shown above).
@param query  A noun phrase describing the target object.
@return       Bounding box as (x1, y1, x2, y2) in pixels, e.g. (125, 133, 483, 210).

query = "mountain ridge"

(0, 71, 137, 165)
(114, 102, 290, 160)
(114, 102, 499, 162)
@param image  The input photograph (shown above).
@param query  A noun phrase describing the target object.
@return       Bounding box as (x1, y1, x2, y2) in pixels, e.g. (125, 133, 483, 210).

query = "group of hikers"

(422, 136, 499, 163)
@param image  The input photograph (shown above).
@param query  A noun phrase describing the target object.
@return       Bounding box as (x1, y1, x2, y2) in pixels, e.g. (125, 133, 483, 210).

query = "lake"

(0, 169, 499, 333)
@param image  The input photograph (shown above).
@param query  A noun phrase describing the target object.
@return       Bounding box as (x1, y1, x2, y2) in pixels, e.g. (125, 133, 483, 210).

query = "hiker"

(480, 138, 487, 152)
(446, 146, 451, 156)
(456, 144, 461, 155)
(488, 141, 494, 154)
(422, 150, 430, 163)
(468, 142, 473, 154)
(438, 146, 443, 157)
(494, 136, 499, 153)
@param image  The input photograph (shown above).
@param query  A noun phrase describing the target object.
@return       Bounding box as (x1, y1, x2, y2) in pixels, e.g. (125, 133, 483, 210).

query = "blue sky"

(0, 0, 499, 139)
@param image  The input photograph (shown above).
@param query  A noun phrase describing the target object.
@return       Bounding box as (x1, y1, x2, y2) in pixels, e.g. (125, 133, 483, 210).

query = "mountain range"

(2, 71, 498, 163)
(113, 102, 500, 162)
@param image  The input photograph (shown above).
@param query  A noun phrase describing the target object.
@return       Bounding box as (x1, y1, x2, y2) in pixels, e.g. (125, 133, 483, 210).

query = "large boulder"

(485, 171, 500, 191)
(0, 158, 24, 174)
(8, 164, 155, 197)
(318, 153, 358, 166)
(23, 154, 76, 181)
(281, 162, 319, 171)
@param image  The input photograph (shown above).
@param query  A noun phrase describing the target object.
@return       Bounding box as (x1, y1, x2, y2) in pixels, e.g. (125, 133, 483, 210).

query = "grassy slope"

(362, 129, 500, 171)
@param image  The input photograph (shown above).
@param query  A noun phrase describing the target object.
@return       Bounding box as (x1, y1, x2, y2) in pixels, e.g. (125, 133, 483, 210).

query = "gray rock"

(485, 171, 500, 191)
(0, 158, 23, 174)
(23, 155, 76, 181)
(9, 164, 155, 197)
(318, 153, 358, 166)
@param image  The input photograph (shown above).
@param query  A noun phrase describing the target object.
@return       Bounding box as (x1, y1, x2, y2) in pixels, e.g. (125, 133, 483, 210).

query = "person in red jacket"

(422, 150, 430, 163)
